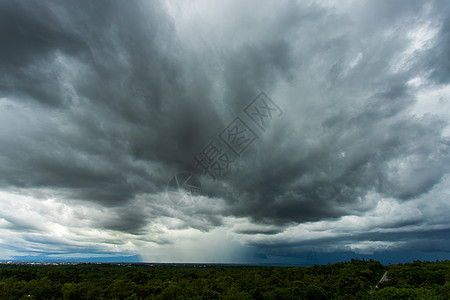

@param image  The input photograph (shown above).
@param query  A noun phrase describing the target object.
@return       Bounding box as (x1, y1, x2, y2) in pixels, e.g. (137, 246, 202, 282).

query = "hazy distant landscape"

(1, 259, 450, 299)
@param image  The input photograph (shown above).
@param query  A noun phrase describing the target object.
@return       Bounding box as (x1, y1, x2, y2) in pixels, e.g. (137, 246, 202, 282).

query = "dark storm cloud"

(205, 0, 450, 227)
(0, 1, 86, 66)
(0, 0, 218, 211)
(0, 0, 449, 245)
(247, 226, 450, 261)
(0, 1, 87, 106)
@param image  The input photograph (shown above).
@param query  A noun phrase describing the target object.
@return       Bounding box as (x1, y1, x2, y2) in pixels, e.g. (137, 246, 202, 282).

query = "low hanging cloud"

(0, 0, 450, 262)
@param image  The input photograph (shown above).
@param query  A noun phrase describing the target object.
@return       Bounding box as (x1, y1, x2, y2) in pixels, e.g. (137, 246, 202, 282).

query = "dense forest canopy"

(1, 259, 449, 299)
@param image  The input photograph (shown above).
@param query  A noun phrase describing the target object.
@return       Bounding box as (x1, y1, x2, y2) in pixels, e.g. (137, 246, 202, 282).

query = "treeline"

(0, 259, 449, 299)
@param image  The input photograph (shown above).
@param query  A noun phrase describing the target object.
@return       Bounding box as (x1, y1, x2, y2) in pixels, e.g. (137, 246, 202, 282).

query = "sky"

(1, 0, 450, 265)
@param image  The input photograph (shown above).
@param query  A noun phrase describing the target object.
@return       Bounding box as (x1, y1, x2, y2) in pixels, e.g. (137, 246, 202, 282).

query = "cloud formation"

(0, 0, 450, 263)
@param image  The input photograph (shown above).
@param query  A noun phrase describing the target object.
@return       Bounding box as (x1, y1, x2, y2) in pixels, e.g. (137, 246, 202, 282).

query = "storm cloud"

(0, 0, 450, 263)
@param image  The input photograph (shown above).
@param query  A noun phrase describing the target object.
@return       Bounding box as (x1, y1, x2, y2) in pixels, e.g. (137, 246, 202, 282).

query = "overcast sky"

(1, 0, 450, 264)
